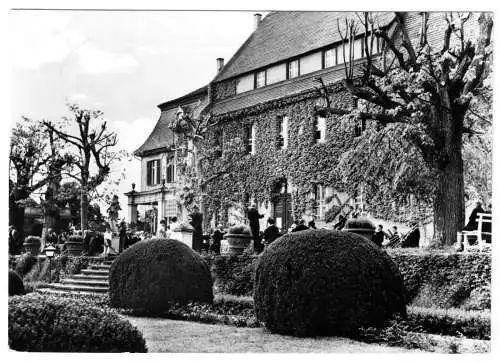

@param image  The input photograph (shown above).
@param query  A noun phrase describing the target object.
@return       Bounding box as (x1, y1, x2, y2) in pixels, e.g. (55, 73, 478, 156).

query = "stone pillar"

(157, 183, 166, 234)
(128, 203, 137, 224)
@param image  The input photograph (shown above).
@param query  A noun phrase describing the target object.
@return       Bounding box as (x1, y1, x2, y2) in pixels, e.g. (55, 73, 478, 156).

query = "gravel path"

(125, 316, 420, 353)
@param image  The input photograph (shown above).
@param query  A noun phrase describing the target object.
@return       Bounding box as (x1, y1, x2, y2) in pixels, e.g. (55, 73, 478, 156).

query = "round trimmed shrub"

(8, 294, 147, 352)
(109, 238, 213, 312)
(254, 229, 407, 337)
(9, 270, 24, 296)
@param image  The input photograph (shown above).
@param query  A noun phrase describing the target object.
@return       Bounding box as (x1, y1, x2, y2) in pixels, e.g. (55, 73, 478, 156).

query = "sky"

(9, 9, 258, 218)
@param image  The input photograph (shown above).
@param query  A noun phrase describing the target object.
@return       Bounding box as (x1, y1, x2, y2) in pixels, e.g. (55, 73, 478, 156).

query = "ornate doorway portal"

(272, 179, 292, 232)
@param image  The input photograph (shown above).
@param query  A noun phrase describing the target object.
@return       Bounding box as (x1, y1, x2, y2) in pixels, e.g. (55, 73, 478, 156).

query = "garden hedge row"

(202, 248, 491, 310)
(9, 294, 147, 352)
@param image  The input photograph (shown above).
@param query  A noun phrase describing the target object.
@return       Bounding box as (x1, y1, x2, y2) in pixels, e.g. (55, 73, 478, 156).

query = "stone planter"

(65, 235, 84, 256)
(23, 236, 41, 255)
(225, 234, 253, 256)
(342, 217, 375, 241)
(171, 228, 194, 249)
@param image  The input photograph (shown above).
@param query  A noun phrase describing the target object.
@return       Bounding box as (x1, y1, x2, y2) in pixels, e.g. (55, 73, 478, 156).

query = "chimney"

(254, 13, 262, 30)
(216, 58, 224, 73)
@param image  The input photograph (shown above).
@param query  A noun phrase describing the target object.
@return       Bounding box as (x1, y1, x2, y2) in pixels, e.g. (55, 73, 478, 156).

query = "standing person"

(103, 226, 112, 258)
(463, 201, 485, 231)
(118, 222, 127, 253)
(9, 225, 20, 255)
(211, 224, 225, 255)
(372, 225, 385, 247)
(158, 220, 168, 238)
(247, 204, 264, 253)
(292, 219, 309, 232)
(189, 206, 203, 252)
(263, 218, 281, 245)
(333, 214, 347, 230)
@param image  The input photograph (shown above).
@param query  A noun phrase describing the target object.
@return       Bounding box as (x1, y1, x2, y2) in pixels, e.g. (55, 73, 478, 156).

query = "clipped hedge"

(388, 249, 491, 310)
(202, 248, 491, 310)
(406, 306, 490, 340)
(254, 230, 407, 336)
(109, 238, 213, 312)
(9, 294, 147, 352)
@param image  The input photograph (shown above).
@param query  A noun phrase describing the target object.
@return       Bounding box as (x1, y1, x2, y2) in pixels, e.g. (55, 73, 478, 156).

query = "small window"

(313, 183, 326, 220)
(276, 116, 288, 149)
(166, 156, 175, 183)
(313, 116, 326, 143)
(324, 48, 336, 68)
(147, 159, 161, 186)
(214, 129, 223, 157)
(287, 59, 299, 79)
(245, 124, 256, 154)
(353, 38, 364, 60)
(256, 70, 266, 88)
(354, 119, 366, 137)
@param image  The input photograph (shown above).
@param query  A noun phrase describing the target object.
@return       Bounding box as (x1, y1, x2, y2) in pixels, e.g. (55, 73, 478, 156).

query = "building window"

(313, 183, 326, 220)
(353, 38, 364, 60)
(245, 124, 256, 154)
(147, 159, 161, 186)
(323, 48, 336, 68)
(256, 70, 266, 88)
(287, 59, 299, 79)
(214, 129, 223, 157)
(276, 116, 288, 149)
(166, 156, 175, 183)
(313, 116, 326, 143)
(354, 119, 366, 137)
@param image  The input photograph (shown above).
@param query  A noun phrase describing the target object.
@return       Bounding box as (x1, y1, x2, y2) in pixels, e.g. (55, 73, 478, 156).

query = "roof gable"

(214, 11, 395, 82)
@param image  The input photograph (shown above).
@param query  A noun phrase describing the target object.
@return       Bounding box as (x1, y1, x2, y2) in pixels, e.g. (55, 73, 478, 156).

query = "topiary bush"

(228, 224, 252, 235)
(254, 229, 407, 337)
(109, 238, 214, 313)
(9, 270, 24, 296)
(9, 294, 147, 352)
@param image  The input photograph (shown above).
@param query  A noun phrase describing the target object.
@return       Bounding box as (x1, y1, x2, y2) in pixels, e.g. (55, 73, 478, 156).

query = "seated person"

(384, 226, 401, 248)
(263, 218, 281, 245)
(292, 220, 309, 232)
(463, 201, 485, 231)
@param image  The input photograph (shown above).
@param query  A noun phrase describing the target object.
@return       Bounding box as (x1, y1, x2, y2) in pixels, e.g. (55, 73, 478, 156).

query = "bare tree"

(44, 104, 119, 231)
(315, 12, 493, 246)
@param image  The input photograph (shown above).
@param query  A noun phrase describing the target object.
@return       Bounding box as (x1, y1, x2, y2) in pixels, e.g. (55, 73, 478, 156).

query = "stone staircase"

(39, 258, 114, 296)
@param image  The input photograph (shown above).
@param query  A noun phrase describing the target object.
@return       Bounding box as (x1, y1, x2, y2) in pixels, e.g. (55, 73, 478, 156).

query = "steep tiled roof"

(214, 11, 395, 82)
(135, 86, 208, 156)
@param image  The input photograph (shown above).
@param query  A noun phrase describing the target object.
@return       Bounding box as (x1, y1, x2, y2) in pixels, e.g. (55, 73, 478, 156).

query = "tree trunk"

(431, 97, 465, 246)
(80, 186, 89, 232)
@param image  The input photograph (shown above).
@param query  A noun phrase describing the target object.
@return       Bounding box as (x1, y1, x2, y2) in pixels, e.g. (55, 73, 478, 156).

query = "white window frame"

(315, 116, 326, 143)
(282, 116, 289, 149)
(288, 59, 299, 79)
(324, 48, 336, 68)
(313, 184, 326, 220)
(251, 124, 257, 155)
(256, 70, 266, 88)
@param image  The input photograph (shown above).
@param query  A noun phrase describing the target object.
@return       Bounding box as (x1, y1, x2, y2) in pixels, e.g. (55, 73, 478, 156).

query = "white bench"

(459, 213, 492, 252)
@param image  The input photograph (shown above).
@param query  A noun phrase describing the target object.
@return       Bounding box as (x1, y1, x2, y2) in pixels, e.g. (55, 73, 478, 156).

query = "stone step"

(70, 274, 109, 281)
(38, 288, 108, 296)
(88, 264, 111, 270)
(81, 269, 109, 276)
(42, 283, 109, 293)
(61, 278, 109, 287)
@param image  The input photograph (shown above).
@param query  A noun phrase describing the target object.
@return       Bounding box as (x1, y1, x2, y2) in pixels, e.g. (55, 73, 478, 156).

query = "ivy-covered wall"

(214, 78, 237, 101)
(202, 88, 357, 223)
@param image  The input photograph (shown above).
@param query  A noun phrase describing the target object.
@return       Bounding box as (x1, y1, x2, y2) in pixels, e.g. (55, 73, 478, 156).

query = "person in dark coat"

(247, 204, 264, 253)
(263, 218, 281, 245)
(308, 220, 317, 229)
(118, 222, 127, 253)
(292, 219, 309, 232)
(211, 224, 225, 255)
(463, 201, 485, 231)
(333, 214, 347, 230)
(189, 206, 203, 252)
(372, 224, 385, 247)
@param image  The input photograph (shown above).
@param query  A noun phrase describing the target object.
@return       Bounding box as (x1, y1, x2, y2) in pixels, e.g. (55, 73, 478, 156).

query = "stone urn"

(23, 236, 41, 255)
(171, 223, 194, 249)
(65, 234, 85, 256)
(342, 216, 376, 241)
(224, 224, 253, 256)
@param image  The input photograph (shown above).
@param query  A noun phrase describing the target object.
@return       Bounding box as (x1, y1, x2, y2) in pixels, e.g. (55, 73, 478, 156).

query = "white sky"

(8, 9, 259, 217)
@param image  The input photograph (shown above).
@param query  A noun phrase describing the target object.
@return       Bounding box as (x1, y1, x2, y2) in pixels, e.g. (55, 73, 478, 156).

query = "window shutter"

(156, 159, 161, 184)
(146, 161, 152, 186)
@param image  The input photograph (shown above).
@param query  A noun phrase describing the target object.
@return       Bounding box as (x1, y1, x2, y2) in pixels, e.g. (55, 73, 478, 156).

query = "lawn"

(124, 316, 419, 353)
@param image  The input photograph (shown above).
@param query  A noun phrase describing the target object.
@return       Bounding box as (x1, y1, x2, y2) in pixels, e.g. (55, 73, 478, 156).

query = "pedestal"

(170, 230, 193, 249)
(111, 236, 120, 253)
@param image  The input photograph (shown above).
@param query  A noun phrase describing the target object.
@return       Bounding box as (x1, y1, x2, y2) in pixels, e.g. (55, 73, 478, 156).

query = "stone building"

(127, 11, 484, 239)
